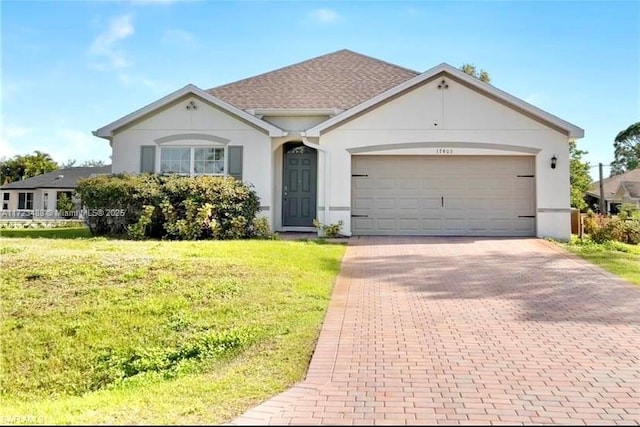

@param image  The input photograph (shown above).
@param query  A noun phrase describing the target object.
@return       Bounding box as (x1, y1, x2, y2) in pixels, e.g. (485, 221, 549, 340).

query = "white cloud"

(162, 29, 198, 48)
(0, 119, 109, 165)
(0, 124, 31, 157)
(0, 137, 18, 159)
(310, 9, 340, 24)
(51, 129, 111, 165)
(0, 124, 30, 159)
(3, 125, 30, 139)
(89, 14, 134, 69)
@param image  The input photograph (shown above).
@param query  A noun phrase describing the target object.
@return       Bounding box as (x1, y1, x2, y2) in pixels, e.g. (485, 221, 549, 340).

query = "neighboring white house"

(0, 166, 111, 219)
(93, 49, 584, 240)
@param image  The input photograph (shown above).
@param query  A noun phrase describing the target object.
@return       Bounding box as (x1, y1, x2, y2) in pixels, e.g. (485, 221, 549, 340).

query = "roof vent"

(57, 174, 64, 179)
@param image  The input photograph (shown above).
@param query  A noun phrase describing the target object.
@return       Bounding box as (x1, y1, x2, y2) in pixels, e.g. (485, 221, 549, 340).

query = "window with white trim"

(160, 146, 225, 175)
(18, 192, 33, 210)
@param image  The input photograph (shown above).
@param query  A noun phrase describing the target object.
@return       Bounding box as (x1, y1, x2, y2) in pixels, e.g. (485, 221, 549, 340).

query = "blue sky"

(1, 0, 638, 179)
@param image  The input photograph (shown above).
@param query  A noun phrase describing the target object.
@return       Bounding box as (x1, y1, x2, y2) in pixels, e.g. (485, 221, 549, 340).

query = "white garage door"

(352, 155, 536, 236)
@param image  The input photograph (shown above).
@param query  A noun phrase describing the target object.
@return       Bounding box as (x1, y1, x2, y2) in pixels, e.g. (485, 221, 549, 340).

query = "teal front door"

(283, 143, 317, 227)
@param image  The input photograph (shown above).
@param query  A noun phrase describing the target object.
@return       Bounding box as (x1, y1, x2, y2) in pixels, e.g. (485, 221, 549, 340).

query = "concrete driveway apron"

(231, 237, 640, 425)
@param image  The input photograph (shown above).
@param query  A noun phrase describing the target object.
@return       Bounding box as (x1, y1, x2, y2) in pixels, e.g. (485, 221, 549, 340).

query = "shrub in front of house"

(76, 174, 269, 240)
(582, 212, 609, 236)
(610, 217, 640, 245)
(582, 211, 640, 245)
(76, 173, 162, 236)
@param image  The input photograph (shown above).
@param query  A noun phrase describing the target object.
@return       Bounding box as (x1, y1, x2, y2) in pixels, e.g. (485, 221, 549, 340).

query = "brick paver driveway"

(232, 237, 640, 425)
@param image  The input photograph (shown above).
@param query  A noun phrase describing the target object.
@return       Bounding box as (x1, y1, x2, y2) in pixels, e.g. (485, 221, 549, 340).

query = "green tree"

(0, 151, 59, 184)
(460, 63, 491, 83)
(611, 121, 640, 176)
(61, 159, 107, 168)
(569, 141, 592, 211)
(80, 159, 107, 167)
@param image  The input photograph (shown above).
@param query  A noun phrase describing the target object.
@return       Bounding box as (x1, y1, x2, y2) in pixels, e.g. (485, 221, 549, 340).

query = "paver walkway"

(230, 237, 640, 425)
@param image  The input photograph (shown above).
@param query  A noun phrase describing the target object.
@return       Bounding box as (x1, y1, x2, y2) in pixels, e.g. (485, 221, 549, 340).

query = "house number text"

(435, 148, 454, 154)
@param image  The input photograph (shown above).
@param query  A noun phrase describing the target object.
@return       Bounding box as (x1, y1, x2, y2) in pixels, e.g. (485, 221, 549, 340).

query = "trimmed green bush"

(76, 173, 162, 236)
(76, 174, 267, 240)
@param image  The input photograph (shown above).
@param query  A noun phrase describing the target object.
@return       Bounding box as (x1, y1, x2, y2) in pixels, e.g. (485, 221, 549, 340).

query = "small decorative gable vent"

(186, 100, 197, 110)
(437, 79, 449, 89)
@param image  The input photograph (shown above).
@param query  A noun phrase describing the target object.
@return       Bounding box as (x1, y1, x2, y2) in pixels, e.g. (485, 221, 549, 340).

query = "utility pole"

(599, 162, 606, 214)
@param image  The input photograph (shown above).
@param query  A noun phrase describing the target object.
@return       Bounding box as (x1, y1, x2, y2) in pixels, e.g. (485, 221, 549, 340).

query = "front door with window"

(282, 143, 317, 227)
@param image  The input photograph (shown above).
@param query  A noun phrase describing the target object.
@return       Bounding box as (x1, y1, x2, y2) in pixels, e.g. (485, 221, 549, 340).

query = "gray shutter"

(228, 146, 243, 180)
(140, 146, 156, 173)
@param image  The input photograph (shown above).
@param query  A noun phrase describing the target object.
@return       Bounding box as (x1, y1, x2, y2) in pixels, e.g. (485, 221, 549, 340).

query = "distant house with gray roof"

(1, 166, 111, 218)
(586, 168, 640, 213)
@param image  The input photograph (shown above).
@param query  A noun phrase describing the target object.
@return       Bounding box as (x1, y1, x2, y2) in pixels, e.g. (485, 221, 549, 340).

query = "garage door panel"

(444, 198, 467, 209)
(421, 178, 441, 189)
(422, 219, 443, 230)
(422, 198, 441, 209)
(398, 218, 420, 230)
(376, 198, 396, 210)
(511, 199, 535, 210)
(443, 219, 465, 230)
(375, 178, 396, 189)
(515, 218, 535, 231)
(352, 155, 536, 236)
(398, 198, 420, 210)
(514, 179, 534, 190)
(353, 217, 374, 231)
(468, 219, 490, 231)
(397, 178, 420, 189)
(376, 218, 397, 230)
(441, 177, 467, 191)
(353, 178, 374, 190)
(353, 197, 374, 210)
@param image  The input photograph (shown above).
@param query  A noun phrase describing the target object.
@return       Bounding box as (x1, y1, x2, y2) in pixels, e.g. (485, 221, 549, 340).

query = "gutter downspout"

(301, 132, 330, 233)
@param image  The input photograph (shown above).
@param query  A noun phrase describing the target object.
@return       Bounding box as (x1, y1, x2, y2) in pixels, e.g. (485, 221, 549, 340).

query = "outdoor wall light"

(551, 155, 557, 169)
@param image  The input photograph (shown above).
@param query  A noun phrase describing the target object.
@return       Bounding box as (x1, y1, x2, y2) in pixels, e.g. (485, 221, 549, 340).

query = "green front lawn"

(0, 234, 346, 424)
(560, 237, 640, 286)
(0, 226, 92, 239)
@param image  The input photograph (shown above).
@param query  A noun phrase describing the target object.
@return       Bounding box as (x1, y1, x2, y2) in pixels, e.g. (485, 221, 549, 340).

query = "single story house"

(93, 49, 584, 240)
(586, 168, 640, 213)
(0, 166, 111, 218)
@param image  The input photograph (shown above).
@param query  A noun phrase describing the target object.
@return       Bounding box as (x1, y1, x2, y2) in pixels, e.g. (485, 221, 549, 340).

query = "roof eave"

(248, 108, 344, 117)
(306, 63, 585, 139)
(93, 84, 287, 138)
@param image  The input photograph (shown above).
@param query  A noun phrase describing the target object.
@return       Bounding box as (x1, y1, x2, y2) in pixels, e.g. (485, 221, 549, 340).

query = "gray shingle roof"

(621, 181, 640, 198)
(587, 168, 640, 200)
(207, 49, 420, 110)
(1, 166, 111, 190)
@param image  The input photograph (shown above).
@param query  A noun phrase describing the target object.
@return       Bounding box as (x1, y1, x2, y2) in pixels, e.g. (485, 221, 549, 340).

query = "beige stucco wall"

(110, 96, 274, 218)
(317, 77, 572, 240)
(263, 115, 330, 132)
